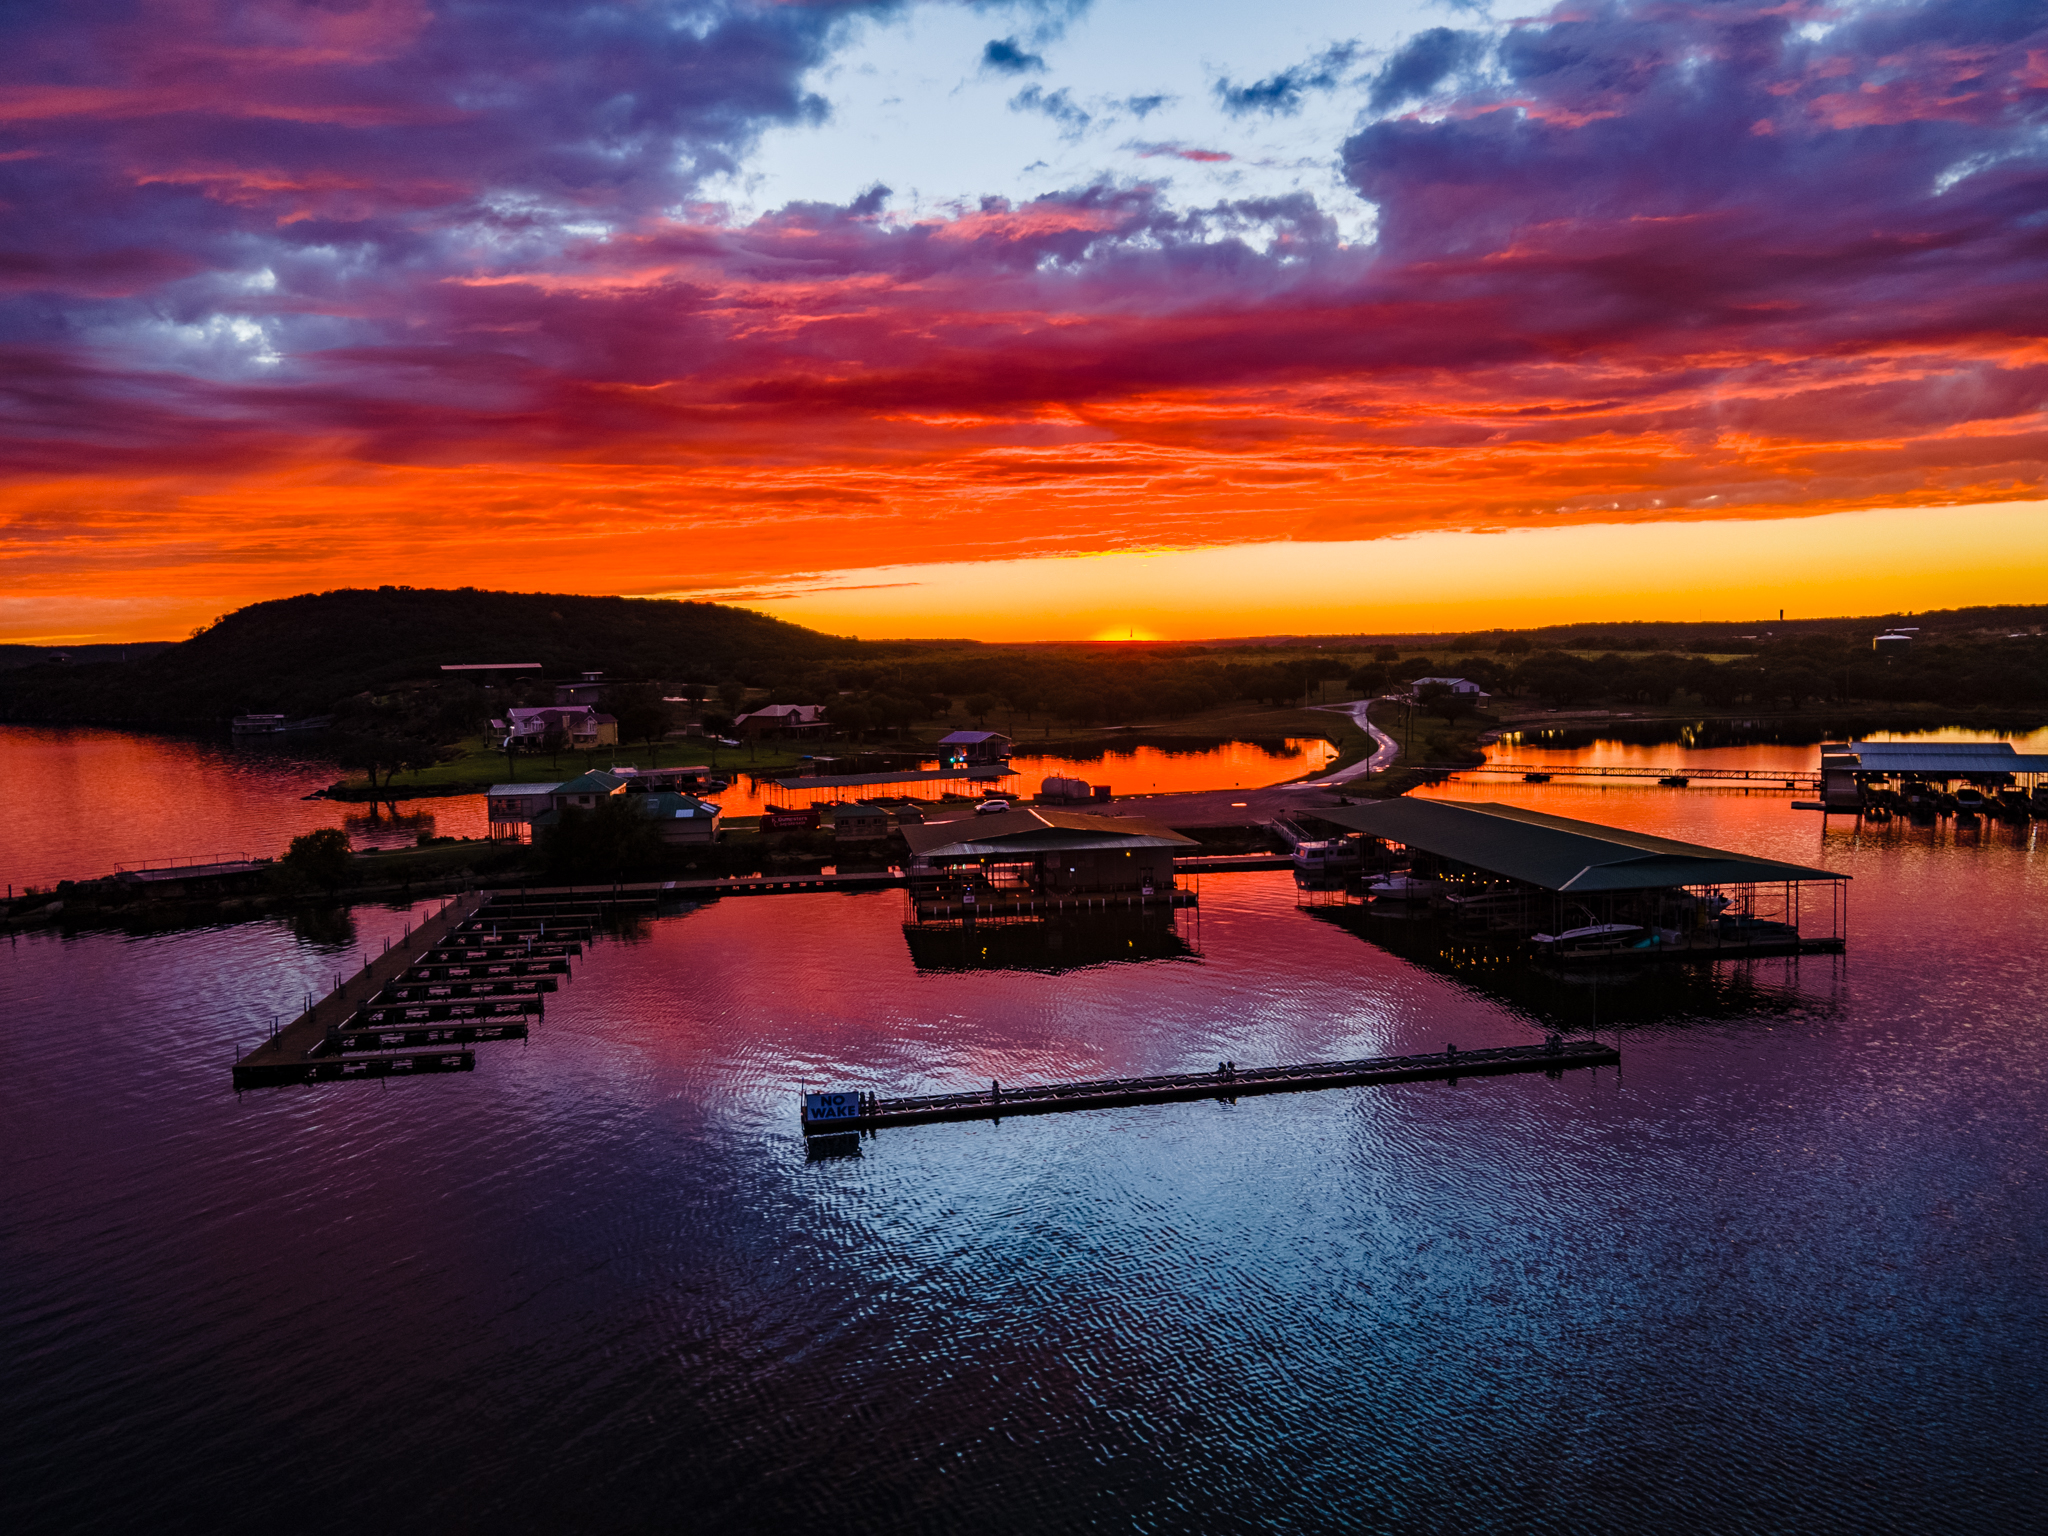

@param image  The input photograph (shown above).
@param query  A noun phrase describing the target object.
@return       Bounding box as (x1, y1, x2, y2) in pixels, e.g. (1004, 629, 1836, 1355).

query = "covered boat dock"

(1819, 740, 2048, 813)
(900, 807, 1198, 925)
(1313, 799, 1846, 960)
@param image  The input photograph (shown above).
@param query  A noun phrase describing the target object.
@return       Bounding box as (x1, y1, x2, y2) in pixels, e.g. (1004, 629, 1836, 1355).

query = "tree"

(1348, 662, 1390, 696)
(1515, 653, 1594, 707)
(1497, 635, 1534, 655)
(1417, 681, 1476, 723)
(830, 700, 872, 740)
(541, 720, 569, 769)
(281, 828, 354, 891)
(965, 692, 998, 726)
(540, 798, 664, 882)
(603, 684, 672, 766)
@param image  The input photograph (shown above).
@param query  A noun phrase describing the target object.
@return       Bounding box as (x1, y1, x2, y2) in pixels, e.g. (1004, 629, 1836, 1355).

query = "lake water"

(4, 732, 2045, 1531)
(0, 727, 1335, 889)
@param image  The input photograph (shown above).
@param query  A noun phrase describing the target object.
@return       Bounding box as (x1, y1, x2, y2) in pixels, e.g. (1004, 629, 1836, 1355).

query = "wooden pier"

(233, 890, 492, 1088)
(1454, 761, 1818, 789)
(800, 1038, 1619, 1133)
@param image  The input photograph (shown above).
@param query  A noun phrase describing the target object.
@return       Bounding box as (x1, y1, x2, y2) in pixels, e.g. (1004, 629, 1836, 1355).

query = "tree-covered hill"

(0, 587, 863, 727)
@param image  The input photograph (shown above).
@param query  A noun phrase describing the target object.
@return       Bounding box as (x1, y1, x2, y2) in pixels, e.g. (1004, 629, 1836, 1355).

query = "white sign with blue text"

(805, 1091, 863, 1123)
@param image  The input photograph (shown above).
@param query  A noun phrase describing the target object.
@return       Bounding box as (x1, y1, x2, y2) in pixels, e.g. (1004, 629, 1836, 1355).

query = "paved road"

(1298, 698, 1402, 787)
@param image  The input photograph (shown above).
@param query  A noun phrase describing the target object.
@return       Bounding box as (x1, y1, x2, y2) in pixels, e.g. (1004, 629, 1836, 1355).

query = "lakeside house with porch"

(486, 767, 722, 842)
(492, 705, 618, 752)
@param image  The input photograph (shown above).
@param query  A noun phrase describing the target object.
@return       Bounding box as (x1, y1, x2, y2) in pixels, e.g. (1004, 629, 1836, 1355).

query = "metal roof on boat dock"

(901, 807, 1196, 861)
(1835, 741, 2048, 774)
(771, 766, 1013, 790)
(1313, 800, 1846, 893)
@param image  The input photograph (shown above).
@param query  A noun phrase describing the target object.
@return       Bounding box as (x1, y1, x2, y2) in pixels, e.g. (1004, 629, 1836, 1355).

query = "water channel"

(3, 726, 2044, 1531)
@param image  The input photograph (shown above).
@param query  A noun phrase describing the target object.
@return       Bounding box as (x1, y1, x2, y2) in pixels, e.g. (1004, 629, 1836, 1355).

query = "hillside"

(0, 587, 861, 727)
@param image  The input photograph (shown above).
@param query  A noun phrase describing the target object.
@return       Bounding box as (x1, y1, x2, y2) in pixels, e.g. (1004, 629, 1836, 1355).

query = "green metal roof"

(1313, 799, 1846, 892)
(553, 771, 626, 795)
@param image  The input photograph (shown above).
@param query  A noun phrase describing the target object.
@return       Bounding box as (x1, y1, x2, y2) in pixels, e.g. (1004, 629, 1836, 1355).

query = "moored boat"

(1529, 922, 1652, 958)
(1366, 873, 1441, 903)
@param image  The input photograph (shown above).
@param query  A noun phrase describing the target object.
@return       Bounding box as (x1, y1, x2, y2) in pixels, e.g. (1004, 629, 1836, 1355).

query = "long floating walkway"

(801, 1039, 1618, 1133)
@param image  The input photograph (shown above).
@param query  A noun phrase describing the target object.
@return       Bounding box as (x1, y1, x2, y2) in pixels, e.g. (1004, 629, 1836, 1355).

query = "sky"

(2, 0, 2044, 644)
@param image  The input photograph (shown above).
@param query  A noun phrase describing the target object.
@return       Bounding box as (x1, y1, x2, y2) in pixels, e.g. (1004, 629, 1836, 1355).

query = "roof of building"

(553, 770, 627, 796)
(771, 766, 1011, 789)
(939, 730, 1010, 744)
(1411, 676, 1484, 690)
(901, 807, 1197, 860)
(1312, 799, 1845, 892)
(1840, 740, 2048, 773)
(487, 782, 562, 797)
(637, 792, 720, 819)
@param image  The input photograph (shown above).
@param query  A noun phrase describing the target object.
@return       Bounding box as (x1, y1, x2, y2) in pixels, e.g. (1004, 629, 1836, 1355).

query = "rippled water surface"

(5, 776, 2046, 1531)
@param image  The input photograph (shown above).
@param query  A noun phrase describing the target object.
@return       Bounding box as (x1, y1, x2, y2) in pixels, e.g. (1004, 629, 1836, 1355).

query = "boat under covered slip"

(1533, 912, 1806, 962)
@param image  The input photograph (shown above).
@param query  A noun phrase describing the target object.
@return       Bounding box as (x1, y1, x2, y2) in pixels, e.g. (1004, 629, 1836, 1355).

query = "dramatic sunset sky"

(3, 0, 2044, 643)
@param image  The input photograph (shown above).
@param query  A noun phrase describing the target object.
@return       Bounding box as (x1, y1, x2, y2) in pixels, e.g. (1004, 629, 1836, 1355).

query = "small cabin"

(636, 792, 721, 845)
(939, 730, 1011, 765)
(834, 803, 894, 842)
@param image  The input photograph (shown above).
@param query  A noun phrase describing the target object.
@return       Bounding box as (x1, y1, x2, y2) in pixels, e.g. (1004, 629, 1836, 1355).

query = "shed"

(635, 792, 722, 845)
(938, 729, 1012, 764)
(833, 803, 895, 842)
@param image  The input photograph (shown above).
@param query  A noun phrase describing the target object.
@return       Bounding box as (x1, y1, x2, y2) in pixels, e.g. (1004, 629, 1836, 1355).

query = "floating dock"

(800, 1039, 1618, 1133)
(233, 890, 492, 1087)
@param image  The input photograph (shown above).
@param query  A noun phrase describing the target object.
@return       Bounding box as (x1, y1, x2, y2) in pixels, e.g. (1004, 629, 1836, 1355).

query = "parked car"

(975, 798, 1011, 816)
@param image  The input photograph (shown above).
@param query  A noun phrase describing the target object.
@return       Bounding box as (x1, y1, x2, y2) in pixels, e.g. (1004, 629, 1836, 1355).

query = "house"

(495, 706, 618, 751)
(554, 671, 606, 705)
(635, 791, 722, 845)
(550, 770, 629, 811)
(833, 803, 894, 842)
(733, 704, 826, 738)
(486, 782, 563, 838)
(939, 729, 1012, 765)
(1407, 676, 1489, 700)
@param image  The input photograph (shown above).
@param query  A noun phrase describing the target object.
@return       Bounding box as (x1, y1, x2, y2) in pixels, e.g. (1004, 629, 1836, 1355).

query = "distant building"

(733, 704, 826, 738)
(833, 803, 894, 842)
(939, 729, 1012, 764)
(486, 782, 563, 838)
(549, 770, 630, 811)
(635, 791, 722, 845)
(1407, 676, 1488, 698)
(554, 671, 607, 705)
(494, 706, 618, 751)
(1873, 633, 1913, 655)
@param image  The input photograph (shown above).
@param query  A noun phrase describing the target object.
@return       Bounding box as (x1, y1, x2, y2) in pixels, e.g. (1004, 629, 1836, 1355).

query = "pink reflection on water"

(3, 727, 1333, 889)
